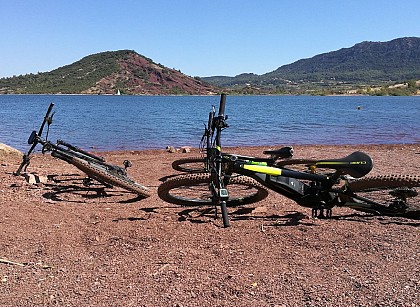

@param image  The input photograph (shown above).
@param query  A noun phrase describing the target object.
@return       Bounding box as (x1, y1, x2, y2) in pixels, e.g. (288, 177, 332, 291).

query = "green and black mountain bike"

(158, 94, 420, 227)
(15, 103, 151, 198)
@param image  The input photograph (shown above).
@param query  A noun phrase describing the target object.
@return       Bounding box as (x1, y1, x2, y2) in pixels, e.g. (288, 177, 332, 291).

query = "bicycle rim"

(71, 157, 151, 197)
(158, 173, 268, 207)
(347, 174, 420, 219)
(172, 157, 206, 173)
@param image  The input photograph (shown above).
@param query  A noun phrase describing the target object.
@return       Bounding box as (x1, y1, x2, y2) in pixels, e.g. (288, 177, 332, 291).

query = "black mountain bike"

(15, 103, 151, 198)
(158, 94, 420, 227)
(159, 94, 269, 227)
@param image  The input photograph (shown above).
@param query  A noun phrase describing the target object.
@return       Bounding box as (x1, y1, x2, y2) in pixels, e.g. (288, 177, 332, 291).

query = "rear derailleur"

(388, 187, 418, 211)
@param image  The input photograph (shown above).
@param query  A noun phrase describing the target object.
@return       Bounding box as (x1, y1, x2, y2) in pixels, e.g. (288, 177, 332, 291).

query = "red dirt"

(1, 144, 419, 306)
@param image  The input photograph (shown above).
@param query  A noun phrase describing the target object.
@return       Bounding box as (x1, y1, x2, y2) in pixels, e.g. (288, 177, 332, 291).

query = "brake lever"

(47, 112, 55, 125)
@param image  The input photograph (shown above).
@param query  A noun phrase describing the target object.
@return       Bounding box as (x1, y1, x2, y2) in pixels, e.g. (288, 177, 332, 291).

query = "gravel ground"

(0, 144, 419, 306)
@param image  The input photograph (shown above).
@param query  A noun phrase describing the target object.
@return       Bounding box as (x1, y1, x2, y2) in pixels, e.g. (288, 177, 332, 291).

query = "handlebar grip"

(44, 102, 55, 117)
(218, 93, 227, 116)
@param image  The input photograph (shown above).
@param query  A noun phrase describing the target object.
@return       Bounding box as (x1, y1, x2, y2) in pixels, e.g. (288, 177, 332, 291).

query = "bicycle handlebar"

(15, 102, 56, 175)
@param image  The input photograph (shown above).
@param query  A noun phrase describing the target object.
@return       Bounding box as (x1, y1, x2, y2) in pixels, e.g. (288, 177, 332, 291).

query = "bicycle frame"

(225, 152, 372, 217)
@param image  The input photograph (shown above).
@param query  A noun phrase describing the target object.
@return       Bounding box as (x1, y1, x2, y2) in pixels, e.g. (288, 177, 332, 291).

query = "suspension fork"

(214, 94, 230, 228)
(213, 144, 230, 227)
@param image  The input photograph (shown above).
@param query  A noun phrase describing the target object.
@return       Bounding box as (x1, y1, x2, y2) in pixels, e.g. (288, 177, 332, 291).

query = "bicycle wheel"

(172, 157, 206, 173)
(71, 156, 151, 198)
(346, 174, 420, 219)
(158, 173, 268, 207)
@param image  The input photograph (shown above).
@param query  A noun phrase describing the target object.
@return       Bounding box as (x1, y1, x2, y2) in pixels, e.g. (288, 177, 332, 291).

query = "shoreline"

(89, 143, 420, 155)
(1, 92, 420, 96)
(3, 142, 419, 156)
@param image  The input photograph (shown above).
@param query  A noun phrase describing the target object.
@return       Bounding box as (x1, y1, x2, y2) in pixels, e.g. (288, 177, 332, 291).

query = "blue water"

(1, 95, 419, 152)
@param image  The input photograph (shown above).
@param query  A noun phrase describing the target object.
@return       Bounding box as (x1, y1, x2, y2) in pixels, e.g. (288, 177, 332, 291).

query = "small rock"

(0, 143, 23, 159)
(166, 146, 177, 153)
(24, 173, 48, 184)
(180, 146, 191, 153)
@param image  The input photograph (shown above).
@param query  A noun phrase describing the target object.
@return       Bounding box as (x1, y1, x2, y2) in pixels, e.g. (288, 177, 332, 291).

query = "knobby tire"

(158, 172, 268, 207)
(71, 156, 151, 198)
(347, 174, 420, 219)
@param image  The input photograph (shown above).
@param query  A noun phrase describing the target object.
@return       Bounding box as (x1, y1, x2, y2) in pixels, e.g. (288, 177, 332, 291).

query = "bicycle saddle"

(313, 151, 373, 178)
(263, 146, 294, 159)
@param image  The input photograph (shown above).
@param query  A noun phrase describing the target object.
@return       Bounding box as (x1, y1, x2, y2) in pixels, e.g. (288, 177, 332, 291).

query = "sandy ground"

(0, 144, 419, 306)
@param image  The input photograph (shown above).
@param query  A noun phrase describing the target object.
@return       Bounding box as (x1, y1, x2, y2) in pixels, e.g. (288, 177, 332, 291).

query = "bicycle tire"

(346, 174, 420, 219)
(158, 173, 268, 207)
(70, 156, 151, 197)
(172, 157, 206, 173)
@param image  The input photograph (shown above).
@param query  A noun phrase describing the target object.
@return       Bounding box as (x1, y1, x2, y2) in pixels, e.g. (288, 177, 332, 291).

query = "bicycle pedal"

(123, 160, 132, 169)
(83, 178, 92, 186)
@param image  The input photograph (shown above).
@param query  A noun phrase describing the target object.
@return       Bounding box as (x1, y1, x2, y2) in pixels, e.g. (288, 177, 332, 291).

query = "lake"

(1, 95, 419, 152)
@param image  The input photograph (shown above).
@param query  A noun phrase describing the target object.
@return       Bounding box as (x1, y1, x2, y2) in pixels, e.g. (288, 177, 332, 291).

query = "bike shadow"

(176, 206, 316, 227)
(178, 207, 216, 224)
(334, 213, 420, 227)
(109, 207, 164, 224)
(112, 216, 148, 222)
(232, 209, 316, 226)
(42, 173, 147, 203)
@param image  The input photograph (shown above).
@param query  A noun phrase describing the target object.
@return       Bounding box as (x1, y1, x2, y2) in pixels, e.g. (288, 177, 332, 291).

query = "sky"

(1, 0, 420, 78)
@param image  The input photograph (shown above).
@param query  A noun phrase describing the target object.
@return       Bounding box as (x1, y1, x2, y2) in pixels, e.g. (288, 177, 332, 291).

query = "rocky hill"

(0, 50, 217, 95)
(1, 37, 419, 95)
(203, 37, 420, 88)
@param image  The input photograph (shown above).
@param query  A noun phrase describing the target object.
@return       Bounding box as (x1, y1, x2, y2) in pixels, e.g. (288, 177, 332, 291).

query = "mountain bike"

(158, 94, 420, 227)
(14, 103, 151, 198)
(159, 94, 269, 227)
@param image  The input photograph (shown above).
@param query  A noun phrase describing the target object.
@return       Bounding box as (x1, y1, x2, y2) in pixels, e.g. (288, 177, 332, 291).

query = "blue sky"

(1, 0, 419, 78)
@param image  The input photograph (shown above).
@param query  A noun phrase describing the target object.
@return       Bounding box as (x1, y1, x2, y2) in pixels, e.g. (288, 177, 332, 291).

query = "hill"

(0, 50, 217, 95)
(203, 37, 420, 94)
(1, 38, 419, 95)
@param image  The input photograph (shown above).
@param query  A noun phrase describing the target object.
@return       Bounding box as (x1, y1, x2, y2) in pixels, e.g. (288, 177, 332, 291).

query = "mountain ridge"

(1, 37, 419, 95)
(0, 50, 217, 95)
(202, 37, 420, 94)
(267, 37, 420, 81)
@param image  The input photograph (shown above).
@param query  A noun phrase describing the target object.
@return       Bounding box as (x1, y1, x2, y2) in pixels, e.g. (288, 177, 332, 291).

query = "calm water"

(1, 95, 419, 152)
